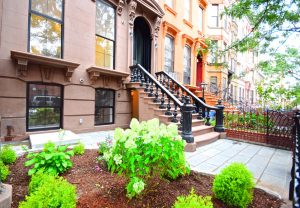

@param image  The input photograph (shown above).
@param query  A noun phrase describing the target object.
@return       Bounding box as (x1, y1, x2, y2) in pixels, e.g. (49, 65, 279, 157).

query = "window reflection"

(95, 0, 115, 69)
(29, 0, 63, 58)
(27, 83, 62, 130)
(183, 45, 191, 84)
(95, 89, 114, 125)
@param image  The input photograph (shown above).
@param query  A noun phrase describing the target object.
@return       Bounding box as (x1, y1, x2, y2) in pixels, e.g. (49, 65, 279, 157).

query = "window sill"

(164, 4, 177, 16)
(87, 66, 130, 84)
(183, 19, 193, 29)
(11, 50, 80, 81)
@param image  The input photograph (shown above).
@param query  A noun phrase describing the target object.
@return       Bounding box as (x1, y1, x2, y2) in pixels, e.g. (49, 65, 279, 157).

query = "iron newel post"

(214, 100, 225, 132)
(181, 96, 195, 143)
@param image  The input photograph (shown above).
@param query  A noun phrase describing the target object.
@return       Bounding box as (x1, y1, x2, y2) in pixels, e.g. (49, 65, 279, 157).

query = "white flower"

(124, 138, 137, 149)
(143, 135, 152, 144)
(113, 154, 122, 165)
(132, 180, 145, 194)
(103, 151, 112, 161)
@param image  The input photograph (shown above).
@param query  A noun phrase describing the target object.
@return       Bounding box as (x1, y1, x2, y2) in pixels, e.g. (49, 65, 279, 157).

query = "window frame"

(164, 34, 175, 73)
(94, 88, 115, 126)
(26, 82, 64, 132)
(95, 0, 117, 70)
(28, 0, 65, 58)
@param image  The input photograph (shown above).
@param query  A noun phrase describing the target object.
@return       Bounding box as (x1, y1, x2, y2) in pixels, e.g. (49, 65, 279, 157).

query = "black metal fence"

(225, 110, 295, 149)
(290, 110, 300, 208)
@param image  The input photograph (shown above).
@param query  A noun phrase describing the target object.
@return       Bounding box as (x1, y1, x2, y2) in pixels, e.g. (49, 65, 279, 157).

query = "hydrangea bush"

(101, 118, 189, 198)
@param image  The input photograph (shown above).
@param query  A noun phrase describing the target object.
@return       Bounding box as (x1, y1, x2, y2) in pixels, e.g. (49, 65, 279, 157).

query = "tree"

(224, 0, 300, 52)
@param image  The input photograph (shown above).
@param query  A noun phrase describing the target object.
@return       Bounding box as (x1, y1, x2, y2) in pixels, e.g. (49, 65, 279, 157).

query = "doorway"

(196, 55, 203, 87)
(133, 17, 152, 72)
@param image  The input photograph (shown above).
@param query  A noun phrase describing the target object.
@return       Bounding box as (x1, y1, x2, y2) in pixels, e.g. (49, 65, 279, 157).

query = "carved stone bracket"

(16, 59, 28, 77)
(128, 0, 137, 37)
(117, 0, 125, 16)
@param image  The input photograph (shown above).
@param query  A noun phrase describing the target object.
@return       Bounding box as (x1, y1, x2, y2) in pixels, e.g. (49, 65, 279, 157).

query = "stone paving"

(185, 139, 292, 200)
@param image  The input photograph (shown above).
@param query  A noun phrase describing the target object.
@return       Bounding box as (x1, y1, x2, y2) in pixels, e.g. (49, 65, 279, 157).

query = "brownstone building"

(0, 0, 164, 138)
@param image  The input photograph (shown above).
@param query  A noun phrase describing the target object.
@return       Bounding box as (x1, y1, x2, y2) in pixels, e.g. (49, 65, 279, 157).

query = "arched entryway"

(133, 17, 152, 72)
(196, 54, 203, 87)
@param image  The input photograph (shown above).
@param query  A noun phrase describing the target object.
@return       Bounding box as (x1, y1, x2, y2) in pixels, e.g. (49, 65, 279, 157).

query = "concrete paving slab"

(227, 154, 252, 164)
(194, 163, 218, 174)
(206, 154, 231, 167)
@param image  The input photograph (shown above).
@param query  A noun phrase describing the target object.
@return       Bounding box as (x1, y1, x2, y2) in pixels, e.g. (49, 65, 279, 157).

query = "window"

(210, 4, 219, 27)
(164, 35, 175, 72)
(184, 0, 191, 21)
(198, 7, 203, 31)
(29, 0, 64, 58)
(210, 76, 218, 93)
(27, 83, 62, 131)
(250, 90, 254, 104)
(230, 58, 236, 73)
(95, 0, 115, 69)
(95, 89, 115, 125)
(209, 40, 218, 63)
(222, 77, 227, 98)
(166, 0, 174, 8)
(224, 15, 228, 30)
(183, 45, 191, 84)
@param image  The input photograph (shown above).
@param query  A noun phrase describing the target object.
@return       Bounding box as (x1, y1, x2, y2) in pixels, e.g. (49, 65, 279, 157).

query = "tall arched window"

(164, 35, 175, 72)
(184, 0, 191, 21)
(183, 45, 191, 84)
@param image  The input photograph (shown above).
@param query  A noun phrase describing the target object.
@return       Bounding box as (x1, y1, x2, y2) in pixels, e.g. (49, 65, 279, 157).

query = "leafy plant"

(0, 160, 10, 181)
(73, 143, 85, 156)
(19, 173, 76, 208)
(213, 163, 254, 208)
(101, 118, 189, 199)
(173, 188, 213, 208)
(98, 135, 113, 155)
(25, 141, 74, 176)
(0, 145, 17, 164)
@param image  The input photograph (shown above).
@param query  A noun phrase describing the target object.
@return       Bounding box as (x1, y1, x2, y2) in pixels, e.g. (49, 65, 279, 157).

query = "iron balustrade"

(290, 110, 300, 208)
(130, 64, 194, 143)
(155, 71, 225, 133)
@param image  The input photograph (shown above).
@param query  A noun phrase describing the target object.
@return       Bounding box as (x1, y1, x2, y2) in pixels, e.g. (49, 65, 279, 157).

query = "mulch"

(6, 149, 284, 208)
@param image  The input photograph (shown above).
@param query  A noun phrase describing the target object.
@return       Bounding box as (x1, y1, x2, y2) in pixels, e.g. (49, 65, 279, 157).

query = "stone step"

(191, 125, 214, 136)
(158, 113, 199, 123)
(194, 132, 220, 147)
(167, 119, 205, 127)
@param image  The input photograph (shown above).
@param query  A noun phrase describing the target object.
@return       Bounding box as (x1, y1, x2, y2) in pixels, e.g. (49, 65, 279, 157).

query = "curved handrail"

(131, 65, 183, 107)
(155, 71, 219, 111)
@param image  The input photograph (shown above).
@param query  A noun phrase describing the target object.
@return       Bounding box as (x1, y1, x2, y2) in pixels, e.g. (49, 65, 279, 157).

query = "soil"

(7, 150, 284, 208)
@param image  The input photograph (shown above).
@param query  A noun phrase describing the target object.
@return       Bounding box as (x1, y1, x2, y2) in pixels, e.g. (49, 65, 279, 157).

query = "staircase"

(184, 86, 238, 112)
(127, 65, 226, 152)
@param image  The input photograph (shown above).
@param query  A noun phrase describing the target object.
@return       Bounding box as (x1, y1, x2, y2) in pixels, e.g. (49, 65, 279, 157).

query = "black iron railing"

(290, 110, 300, 208)
(130, 64, 194, 143)
(155, 71, 225, 133)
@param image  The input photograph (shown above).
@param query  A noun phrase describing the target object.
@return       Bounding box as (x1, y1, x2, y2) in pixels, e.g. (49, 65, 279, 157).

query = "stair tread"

(167, 119, 205, 125)
(192, 125, 214, 131)
(194, 132, 220, 142)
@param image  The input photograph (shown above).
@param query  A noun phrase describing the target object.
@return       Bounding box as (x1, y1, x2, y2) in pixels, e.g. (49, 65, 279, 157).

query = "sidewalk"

(185, 139, 292, 199)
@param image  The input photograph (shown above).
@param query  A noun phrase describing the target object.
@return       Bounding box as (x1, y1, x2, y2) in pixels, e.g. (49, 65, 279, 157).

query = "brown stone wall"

(0, 0, 170, 137)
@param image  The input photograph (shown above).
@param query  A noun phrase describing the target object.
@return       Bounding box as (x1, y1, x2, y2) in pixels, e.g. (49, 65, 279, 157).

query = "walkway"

(185, 139, 292, 199)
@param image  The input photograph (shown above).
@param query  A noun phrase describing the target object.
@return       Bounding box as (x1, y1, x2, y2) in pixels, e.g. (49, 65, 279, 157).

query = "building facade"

(156, 0, 208, 87)
(0, 0, 164, 138)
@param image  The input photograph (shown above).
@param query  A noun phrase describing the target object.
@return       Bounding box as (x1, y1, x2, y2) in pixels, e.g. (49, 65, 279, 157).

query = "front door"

(196, 55, 203, 87)
(133, 17, 151, 72)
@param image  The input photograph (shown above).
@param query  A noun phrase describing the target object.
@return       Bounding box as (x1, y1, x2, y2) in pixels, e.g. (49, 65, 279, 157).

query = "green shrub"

(173, 188, 213, 208)
(73, 143, 85, 155)
(98, 136, 113, 155)
(213, 163, 255, 208)
(101, 118, 189, 198)
(0, 145, 17, 164)
(19, 173, 76, 208)
(25, 141, 74, 176)
(0, 160, 10, 181)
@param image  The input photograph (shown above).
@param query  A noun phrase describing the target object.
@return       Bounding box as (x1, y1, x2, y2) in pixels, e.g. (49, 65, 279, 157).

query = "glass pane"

(166, 0, 173, 8)
(30, 14, 62, 58)
(95, 90, 114, 107)
(184, 0, 190, 20)
(96, 0, 115, 40)
(95, 107, 113, 125)
(183, 46, 191, 84)
(28, 107, 60, 130)
(28, 84, 61, 107)
(164, 36, 174, 72)
(31, 0, 63, 20)
(95, 36, 114, 69)
(198, 7, 203, 31)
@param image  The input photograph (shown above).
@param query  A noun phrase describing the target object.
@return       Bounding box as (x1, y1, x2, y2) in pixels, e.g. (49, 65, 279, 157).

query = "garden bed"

(7, 149, 283, 208)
